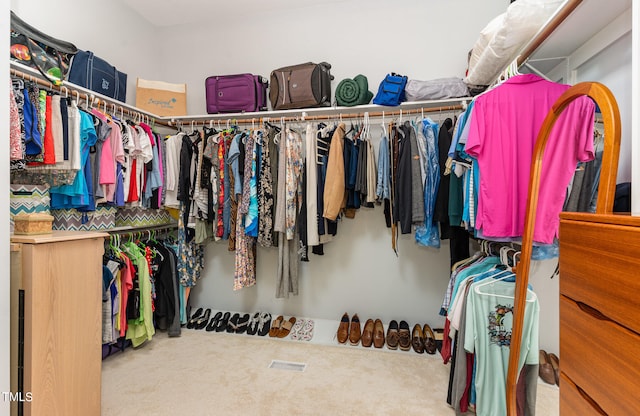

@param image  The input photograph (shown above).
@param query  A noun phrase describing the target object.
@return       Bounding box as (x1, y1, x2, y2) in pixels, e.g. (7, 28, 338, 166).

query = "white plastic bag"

(405, 78, 469, 101)
(465, 0, 563, 86)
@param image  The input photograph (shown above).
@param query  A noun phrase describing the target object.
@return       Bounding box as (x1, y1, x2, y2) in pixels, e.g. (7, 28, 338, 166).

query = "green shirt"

(464, 278, 539, 416)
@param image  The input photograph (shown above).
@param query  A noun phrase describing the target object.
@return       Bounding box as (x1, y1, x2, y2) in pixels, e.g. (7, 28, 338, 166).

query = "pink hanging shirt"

(465, 74, 595, 244)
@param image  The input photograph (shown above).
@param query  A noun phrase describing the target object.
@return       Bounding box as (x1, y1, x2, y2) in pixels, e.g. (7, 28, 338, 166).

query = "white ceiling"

(118, 0, 348, 27)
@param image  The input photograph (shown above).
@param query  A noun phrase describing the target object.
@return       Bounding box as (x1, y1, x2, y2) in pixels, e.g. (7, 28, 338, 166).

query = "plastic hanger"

(473, 269, 537, 302)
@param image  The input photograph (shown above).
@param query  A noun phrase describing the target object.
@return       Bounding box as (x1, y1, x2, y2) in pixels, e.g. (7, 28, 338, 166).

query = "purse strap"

(23, 36, 65, 86)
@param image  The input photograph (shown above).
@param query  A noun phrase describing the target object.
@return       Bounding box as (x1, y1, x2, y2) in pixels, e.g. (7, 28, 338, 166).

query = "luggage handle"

(282, 72, 289, 107)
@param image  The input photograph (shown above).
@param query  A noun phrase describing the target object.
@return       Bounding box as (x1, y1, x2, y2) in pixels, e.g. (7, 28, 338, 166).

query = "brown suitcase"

(269, 62, 333, 110)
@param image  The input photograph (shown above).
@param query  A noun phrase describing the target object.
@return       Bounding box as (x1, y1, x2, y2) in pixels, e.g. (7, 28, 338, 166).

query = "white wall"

(156, 0, 510, 114)
(10, 0, 164, 105)
(1, 6, 11, 414)
(577, 32, 632, 183)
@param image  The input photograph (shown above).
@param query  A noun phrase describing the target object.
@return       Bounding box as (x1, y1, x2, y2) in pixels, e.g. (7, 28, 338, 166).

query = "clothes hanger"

(363, 112, 371, 141)
(499, 246, 513, 269)
(473, 268, 537, 302)
(473, 269, 515, 292)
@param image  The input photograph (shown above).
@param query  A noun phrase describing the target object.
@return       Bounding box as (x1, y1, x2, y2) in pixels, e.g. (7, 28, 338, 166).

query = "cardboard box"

(135, 78, 187, 116)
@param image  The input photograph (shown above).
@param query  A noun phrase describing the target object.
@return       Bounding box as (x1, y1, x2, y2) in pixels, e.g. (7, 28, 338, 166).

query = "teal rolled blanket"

(336, 74, 373, 107)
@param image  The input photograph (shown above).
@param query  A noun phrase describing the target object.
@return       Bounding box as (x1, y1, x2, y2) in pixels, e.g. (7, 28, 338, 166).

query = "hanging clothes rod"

(170, 104, 465, 127)
(169, 97, 470, 125)
(107, 223, 178, 237)
(10, 63, 174, 128)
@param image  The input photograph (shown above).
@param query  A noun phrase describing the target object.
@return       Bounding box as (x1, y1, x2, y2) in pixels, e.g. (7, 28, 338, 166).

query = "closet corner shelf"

(168, 97, 472, 125)
(10, 60, 469, 127)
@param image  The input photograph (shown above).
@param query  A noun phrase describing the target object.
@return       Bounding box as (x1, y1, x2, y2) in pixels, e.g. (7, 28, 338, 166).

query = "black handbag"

(10, 11, 78, 85)
(68, 50, 128, 102)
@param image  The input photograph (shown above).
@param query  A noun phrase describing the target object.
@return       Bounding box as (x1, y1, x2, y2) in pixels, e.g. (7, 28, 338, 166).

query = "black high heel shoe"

(194, 308, 211, 330)
(206, 311, 223, 332)
(186, 307, 204, 329)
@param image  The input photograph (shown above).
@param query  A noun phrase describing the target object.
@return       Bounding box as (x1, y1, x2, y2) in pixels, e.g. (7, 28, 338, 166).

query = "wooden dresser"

(10, 231, 107, 416)
(559, 213, 640, 415)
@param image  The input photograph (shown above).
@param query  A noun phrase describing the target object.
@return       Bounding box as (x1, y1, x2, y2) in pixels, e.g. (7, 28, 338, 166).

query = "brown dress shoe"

(386, 320, 399, 350)
(337, 313, 349, 344)
(398, 320, 411, 351)
(423, 324, 437, 354)
(548, 353, 560, 386)
(349, 314, 362, 345)
(361, 319, 374, 347)
(538, 350, 556, 385)
(373, 319, 385, 348)
(411, 324, 425, 354)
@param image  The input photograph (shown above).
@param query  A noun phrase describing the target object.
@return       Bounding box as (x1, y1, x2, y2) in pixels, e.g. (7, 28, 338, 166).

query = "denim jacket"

(376, 134, 390, 200)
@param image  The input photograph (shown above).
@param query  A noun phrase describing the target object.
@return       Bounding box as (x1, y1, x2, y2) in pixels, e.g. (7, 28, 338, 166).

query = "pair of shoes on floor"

(337, 313, 359, 345)
(202, 311, 249, 333)
(290, 318, 314, 341)
(246, 312, 272, 336)
(187, 308, 211, 330)
(268, 315, 297, 338)
(539, 350, 559, 386)
(386, 320, 412, 351)
(205, 311, 228, 332)
(337, 313, 384, 348)
(225, 312, 251, 334)
(410, 324, 438, 355)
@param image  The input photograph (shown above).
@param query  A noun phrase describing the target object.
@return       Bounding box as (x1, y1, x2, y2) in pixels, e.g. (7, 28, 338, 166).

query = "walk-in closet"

(2, 0, 638, 415)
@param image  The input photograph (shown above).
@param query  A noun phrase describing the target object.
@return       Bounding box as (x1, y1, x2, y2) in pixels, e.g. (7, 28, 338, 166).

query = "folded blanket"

(336, 74, 373, 107)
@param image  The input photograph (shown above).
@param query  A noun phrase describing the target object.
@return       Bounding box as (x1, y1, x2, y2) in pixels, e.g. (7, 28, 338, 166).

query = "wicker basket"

(13, 213, 54, 235)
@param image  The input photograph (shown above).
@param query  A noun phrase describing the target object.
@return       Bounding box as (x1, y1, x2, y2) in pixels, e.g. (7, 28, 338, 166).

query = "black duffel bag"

(68, 50, 127, 102)
(10, 11, 78, 85)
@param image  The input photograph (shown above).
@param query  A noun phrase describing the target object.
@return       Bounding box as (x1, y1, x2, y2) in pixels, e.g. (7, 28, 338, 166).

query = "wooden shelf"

(10, 230, 108, 244)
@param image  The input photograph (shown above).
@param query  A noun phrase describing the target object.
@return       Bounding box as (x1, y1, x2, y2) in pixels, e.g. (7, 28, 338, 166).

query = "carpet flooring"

(102, 318, 559, 415)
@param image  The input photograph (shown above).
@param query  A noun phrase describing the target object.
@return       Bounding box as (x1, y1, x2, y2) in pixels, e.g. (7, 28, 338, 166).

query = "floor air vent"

(269, 360, 307, 372)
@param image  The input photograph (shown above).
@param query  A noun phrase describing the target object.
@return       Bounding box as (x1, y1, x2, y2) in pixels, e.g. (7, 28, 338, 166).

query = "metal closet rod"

(107, 223, 178, 237)
(10, 65, 173, 127)
(170, 105, 464, 128)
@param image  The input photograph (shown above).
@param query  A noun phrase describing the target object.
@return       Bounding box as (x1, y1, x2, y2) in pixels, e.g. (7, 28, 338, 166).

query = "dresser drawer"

(560, 295, 640, 415)
(560, 219, 640, 334)
(559, 373, 606, 416)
